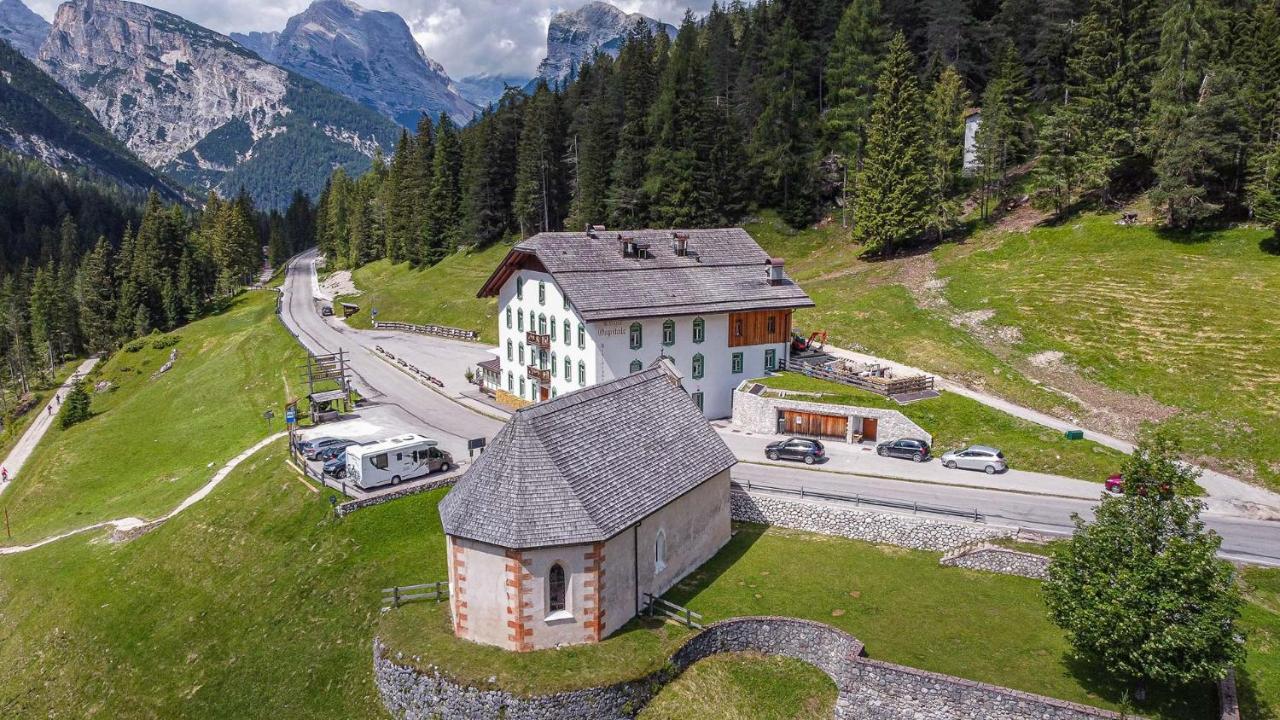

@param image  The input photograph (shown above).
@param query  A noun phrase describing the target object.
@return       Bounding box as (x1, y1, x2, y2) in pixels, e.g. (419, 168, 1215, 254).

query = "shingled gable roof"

(476, 228, 814, 322)
(438, 362, 737, 549)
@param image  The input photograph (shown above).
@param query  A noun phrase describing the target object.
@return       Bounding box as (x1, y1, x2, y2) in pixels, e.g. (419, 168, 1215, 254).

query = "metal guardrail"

(382, 581, 449, 609)
(374, 320, 479, 342)
(734, 478, 984, 523)
(643, 593, 704, 629)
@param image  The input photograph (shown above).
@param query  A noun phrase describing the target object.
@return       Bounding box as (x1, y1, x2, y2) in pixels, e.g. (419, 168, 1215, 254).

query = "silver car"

(940, 445, 1007, 474)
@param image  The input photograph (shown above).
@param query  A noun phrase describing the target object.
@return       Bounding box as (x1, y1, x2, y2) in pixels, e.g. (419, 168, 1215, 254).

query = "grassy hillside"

(0, 442, 446, 719)
(0, 291, 304, 545)
(0, 359, 81, 462)
(2, 441, 1274, 718)
(940, 215, 1279, 487)
(338, 243, 508, 343)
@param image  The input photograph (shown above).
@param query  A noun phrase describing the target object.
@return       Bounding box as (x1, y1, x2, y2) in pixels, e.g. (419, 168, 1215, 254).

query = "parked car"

(303, 437, 354, 461)
(323, 452, 348, 478)
(765, 437, 826, 465)
(295, 435, 337, 455)
(1104, 474, 1125, 496)
(320, 305, 334, 317)
(940, 445, 1007, 474)
(876, 438, 931, 462)
(316, 440, 358, 462)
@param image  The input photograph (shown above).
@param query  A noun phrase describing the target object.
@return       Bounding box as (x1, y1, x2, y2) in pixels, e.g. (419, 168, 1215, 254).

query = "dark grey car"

(876, 438, 931, 462)
(765, 437, 826, 465)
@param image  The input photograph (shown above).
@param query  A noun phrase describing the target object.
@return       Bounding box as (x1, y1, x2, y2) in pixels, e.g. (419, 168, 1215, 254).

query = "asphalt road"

(279, 252, 1280, 566)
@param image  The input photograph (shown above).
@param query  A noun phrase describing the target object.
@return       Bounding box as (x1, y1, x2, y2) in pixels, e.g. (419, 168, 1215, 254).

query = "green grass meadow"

(0, 291, 305, 545)
(639, 652, 837, 720)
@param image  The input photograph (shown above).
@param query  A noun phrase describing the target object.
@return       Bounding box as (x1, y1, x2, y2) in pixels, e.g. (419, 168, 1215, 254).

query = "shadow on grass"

(1238, 665, 1279, 720)
(662, 521, 767, 610)
(1061, 652, 1219, 720)
(1261, 233, 1280, 256)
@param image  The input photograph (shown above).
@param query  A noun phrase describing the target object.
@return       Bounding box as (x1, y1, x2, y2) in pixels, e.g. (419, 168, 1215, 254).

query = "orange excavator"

(791, 330, 827, 353)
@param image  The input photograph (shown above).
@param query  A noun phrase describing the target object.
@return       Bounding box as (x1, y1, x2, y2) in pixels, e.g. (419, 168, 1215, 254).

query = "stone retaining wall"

(730, 490, 1010, 552)
(939, 543, 1051, 579)
(335, 477, 457, 517)
(375, 616, 1134, 720)
(733, 387, 931, 444)
(846, 659, 1128, 720)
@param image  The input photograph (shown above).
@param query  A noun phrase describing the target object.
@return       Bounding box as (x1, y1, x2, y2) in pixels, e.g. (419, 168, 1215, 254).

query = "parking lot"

(290, 403, 477, 500)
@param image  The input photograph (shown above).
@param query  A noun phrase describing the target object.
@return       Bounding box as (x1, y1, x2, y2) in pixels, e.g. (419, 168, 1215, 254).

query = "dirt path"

(0, 432, 285, 555)
(0, 357, 99, 496)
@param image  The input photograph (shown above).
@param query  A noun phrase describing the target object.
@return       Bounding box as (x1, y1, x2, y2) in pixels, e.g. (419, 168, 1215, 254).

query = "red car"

(1104, 474, 1125, 495)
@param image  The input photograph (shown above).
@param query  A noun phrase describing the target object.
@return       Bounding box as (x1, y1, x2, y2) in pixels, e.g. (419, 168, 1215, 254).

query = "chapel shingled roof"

(477, 228, 814, 322)
(438, 363, 737, 548)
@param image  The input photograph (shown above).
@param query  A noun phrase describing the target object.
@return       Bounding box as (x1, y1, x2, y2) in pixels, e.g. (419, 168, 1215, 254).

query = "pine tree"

(750, 16, 818, 227)
(76, 237, 115, 352)
(974, 43, 1031, 219)
(646, 12, 714, 227)
(853, 31, 929, 255)
(1250, 141, 1280, 248)
(567, 54, 621, 229)
(824, 0, 886, 161)
(425, 115, 464, 260)
(922, 65, 969, 241)
(608, 19, 660, 227)
(514, 84, 567, 237)
(57, 380, 92, 429)
(701, 4, 750, 223)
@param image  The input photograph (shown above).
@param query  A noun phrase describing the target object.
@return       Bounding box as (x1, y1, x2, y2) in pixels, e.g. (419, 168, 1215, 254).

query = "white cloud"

(25, 0, 718, 78)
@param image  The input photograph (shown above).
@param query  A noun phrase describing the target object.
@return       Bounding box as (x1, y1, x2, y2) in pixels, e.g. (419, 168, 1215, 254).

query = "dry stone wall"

(939, 543, 1051, 579)
(730, 490, 1010, 552)
(375, 617, 1135, 720)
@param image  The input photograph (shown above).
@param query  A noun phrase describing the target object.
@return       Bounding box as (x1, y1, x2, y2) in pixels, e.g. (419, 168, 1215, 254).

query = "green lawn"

(638, 652, 836, 720)
(337, 244, 508, 343)
(0, 291, 305, 545)
(940, 213, 1280, 489)
(0, 441, 448, 719)
(381, 604, 693, 695)
(757, 373, 1125, 482)
(3, 446, 1275, 719)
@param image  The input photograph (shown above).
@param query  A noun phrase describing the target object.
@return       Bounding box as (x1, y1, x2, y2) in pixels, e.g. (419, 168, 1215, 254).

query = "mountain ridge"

(0, 36, 184, 200)
(37, 0, 400, 207)
(0, 0, 48, 59)
(529, 1, 675, 92)
(231, 0, 477, 128)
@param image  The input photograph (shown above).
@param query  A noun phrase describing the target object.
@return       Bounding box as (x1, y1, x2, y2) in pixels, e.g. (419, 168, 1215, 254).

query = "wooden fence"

(643, 593, 704, 629)
(382, 581, 450, 609)
(373, 321, 479, 342)
(785, 360, 935, 398)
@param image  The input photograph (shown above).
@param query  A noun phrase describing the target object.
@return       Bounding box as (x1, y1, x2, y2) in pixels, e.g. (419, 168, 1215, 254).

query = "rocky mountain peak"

(37, 0, 398, 207)
(0, 0, 50, 59)
(232, 0, 476, 128)
(532, 1, 675, 90)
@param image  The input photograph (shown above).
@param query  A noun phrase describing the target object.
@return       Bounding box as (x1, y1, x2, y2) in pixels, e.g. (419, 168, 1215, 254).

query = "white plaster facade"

(489, 269, 790, 419)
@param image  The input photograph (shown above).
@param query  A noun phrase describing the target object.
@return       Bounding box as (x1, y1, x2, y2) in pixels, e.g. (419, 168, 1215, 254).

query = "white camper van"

(345, 434, 453, 490)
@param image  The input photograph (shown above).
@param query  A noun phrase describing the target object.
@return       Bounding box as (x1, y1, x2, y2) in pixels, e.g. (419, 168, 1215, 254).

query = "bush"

(123, 339, 147, 353)
(151, 334, 181, 350)
(57, 382, 93, 429)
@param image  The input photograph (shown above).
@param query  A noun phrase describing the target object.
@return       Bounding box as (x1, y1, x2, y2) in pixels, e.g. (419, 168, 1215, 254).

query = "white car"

(940, 445, 1007, 474)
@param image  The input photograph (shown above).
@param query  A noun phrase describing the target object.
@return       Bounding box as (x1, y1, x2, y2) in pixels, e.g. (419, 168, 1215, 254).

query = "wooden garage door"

(781, 410, 848, 439)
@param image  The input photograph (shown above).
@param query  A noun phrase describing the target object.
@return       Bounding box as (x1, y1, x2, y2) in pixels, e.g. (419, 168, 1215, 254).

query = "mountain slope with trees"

(0, 40, 183, 200)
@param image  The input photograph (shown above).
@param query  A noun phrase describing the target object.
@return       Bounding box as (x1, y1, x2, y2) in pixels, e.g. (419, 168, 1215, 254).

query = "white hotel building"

(476, 227, 813, 419)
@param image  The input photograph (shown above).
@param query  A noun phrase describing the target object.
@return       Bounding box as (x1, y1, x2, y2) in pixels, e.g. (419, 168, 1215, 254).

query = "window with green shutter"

(731, 352, 743, 374)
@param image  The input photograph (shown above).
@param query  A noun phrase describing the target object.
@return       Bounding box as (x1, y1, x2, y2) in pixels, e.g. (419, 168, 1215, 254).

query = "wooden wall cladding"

(728, 309, 792, 348)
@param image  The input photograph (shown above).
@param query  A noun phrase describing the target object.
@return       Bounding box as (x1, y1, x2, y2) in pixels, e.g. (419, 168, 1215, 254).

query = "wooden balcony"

(526, 331, 551, 350)
(527, 365, 551, 384)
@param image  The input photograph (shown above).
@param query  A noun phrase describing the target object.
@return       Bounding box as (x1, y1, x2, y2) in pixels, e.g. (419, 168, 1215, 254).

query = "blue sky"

(26, 0, 710, 78)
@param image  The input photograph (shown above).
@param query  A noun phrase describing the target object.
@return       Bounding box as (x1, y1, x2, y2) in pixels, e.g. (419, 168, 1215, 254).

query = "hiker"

(47, 405, 52, 417)
(1, 467, 7, 483)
